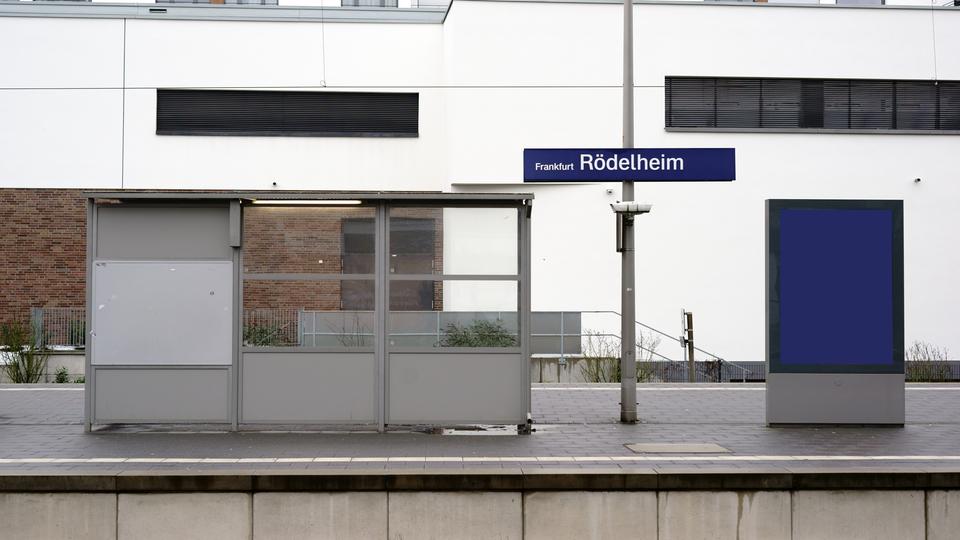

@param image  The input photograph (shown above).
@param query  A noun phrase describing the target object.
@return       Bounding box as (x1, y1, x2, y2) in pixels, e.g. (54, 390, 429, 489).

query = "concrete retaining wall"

(0, 488, 954, 539)
(0, 351, 84, 383)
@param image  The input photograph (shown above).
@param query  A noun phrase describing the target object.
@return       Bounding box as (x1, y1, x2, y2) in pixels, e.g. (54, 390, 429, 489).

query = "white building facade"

(1, 0, 958, 363)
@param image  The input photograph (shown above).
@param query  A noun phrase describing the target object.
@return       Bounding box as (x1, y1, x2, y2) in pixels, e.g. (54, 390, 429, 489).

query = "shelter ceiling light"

(250, 199, 362, 205)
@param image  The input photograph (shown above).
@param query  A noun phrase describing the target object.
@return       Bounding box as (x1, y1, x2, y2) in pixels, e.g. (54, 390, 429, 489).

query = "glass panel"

(388, 280, 518, 348)
(388, 207, 518, 275)
(242, 205, 375, 275)
(243, 280, 373, 347)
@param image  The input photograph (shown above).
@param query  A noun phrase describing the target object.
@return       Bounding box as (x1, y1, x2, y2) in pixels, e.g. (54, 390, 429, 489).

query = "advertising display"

(766, 199, 905, 424)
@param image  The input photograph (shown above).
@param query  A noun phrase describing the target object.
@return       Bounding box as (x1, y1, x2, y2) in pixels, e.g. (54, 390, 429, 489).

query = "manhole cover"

(625, 443, 731, 454)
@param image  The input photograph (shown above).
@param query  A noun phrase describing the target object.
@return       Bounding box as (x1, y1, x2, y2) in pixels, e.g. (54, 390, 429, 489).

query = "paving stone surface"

(1, 384, 960, 473)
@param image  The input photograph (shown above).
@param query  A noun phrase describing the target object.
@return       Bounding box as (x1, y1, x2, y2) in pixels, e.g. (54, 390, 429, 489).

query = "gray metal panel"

(231, 245, 241, 430)
(88, 191, 532, 202)
(229, 200, 242, 248)
(520, 203, 532, 424)
(84, 200, 95, 432)
(93, 367, 230, 423)
(96, 205, 232, 260)
(387, 353, 524, 424)
(376, 203, 388, 432)
(530, 311, 581, 355)
(241, 352, 376, 423)
(92, 261, 233, 365)
(766, 373, 905, 424)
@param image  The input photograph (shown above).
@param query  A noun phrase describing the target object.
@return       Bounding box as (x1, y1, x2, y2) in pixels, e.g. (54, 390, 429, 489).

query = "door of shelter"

(84, 193, 532, 432)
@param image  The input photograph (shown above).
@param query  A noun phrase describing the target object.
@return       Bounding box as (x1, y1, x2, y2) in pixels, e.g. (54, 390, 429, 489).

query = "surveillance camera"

(605, 188, 615, 195)
(610, 201, 653, 214)
(272, 181, 278, 187)
(914, 178, 922, 183)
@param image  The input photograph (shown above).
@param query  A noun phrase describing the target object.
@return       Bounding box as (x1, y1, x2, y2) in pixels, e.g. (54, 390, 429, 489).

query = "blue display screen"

(778, 208, 894, 366)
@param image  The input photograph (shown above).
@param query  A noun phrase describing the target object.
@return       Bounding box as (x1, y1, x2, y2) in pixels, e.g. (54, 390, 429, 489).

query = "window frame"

(665, 76, 960, 135)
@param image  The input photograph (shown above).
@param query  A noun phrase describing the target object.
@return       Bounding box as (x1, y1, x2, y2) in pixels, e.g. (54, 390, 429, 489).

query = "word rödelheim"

(580, 152, 684, 172)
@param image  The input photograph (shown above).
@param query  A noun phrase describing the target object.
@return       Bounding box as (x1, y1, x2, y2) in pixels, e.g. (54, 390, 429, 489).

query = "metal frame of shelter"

(83, 191, 533, 433)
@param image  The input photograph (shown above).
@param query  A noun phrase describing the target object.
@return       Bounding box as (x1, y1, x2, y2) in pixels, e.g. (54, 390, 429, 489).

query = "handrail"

(574, 310, 729, 362)
(547, 310, 752, 378)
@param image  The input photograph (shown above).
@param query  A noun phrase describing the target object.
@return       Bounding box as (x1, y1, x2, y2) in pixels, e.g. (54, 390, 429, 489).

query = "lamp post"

(619, 0, 638, 424)
(612, 201, 650, 423)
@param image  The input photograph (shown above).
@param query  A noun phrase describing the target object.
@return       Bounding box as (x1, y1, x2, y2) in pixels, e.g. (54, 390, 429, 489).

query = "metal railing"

(30, 306, 750, 380)
(533, 310, 754, 382)
(242, 308, 301, 346)
(29, 307, 85, 349)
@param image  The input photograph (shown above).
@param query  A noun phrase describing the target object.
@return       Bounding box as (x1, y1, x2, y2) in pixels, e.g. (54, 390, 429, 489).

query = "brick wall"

(242, 205, 444, 312)
(0, 189, 446, 327)
(0, 189, 86, 324)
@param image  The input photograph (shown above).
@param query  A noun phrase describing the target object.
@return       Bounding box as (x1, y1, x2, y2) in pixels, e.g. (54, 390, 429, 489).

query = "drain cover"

(625, 443, 731, 454)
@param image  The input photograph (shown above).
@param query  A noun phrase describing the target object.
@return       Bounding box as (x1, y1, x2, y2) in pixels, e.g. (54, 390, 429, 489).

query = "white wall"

(1, 1, 959, 360)
(120, 18, 446, 189)
(443, 1, 960, 361)
(0, 17, 124, 187)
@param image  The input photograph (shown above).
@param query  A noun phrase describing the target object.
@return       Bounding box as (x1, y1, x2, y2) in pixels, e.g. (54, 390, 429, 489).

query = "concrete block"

(793, 490, 924, 540)
(45, 352, 85, 381)
(524, 491, 657, 540)
(388, 491, 521, 540)
(253, 492, 386, 540)
(118, 493, 250, 540)
(926, 490, 960, 540)
(658, 490, 790, 540)
(0, 493, 116, 540)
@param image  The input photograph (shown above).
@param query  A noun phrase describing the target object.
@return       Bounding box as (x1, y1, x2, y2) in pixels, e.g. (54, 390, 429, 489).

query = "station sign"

(523, 148, 736, 182)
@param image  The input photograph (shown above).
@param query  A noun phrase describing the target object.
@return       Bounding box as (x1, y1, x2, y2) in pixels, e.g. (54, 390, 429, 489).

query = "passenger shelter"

(84, 191, 533, 432)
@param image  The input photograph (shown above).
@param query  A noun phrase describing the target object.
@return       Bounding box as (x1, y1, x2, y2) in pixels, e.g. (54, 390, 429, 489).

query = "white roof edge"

(0, 1, 448, 23)
(0, 0, 954, 24)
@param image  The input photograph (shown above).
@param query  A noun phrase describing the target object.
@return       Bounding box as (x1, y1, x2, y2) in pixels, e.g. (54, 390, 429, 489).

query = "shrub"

(74, 376, 85, 384)
(243, 324, 287, 347)
(440, 319, 517, 348)
(905, 341, 951, 382)
(54, 366, 70, 384)
(578, 330, 659, 383)
(0, 320, 49, 384)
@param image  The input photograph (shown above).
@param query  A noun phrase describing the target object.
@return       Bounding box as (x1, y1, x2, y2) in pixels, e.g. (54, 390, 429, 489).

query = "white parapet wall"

(0, 487, 955, 539)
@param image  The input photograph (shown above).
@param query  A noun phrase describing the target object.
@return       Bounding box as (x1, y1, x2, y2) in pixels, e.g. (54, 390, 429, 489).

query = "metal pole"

(685, 311, 695, 383)
(620, 0, 637, 423)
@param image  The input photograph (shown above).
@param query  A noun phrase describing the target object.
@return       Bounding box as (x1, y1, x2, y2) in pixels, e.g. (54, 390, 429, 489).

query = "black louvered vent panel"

(717, 79, 760, 128)
(822, 80, 850, 129)
(896, 81, 937, 129)
(940, 82, 960, 130)
(799, 80, 825, 128)
(849, 80, 894, 129)
(666, 78, 716, 128)
(761, 79, 801, 128)
(156, 89, 419, 137)
(666, 77, 960, 132)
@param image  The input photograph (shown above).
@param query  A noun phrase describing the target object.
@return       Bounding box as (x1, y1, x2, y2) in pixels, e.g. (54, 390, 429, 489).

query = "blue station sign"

(523, 148, 736, 182)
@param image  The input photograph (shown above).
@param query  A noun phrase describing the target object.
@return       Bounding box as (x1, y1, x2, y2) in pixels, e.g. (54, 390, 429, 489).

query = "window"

(339, 217, 439, 311)
(666, 77, 960, 132)
(341, 0, 398, 6)
(157, 89, 418, 137)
